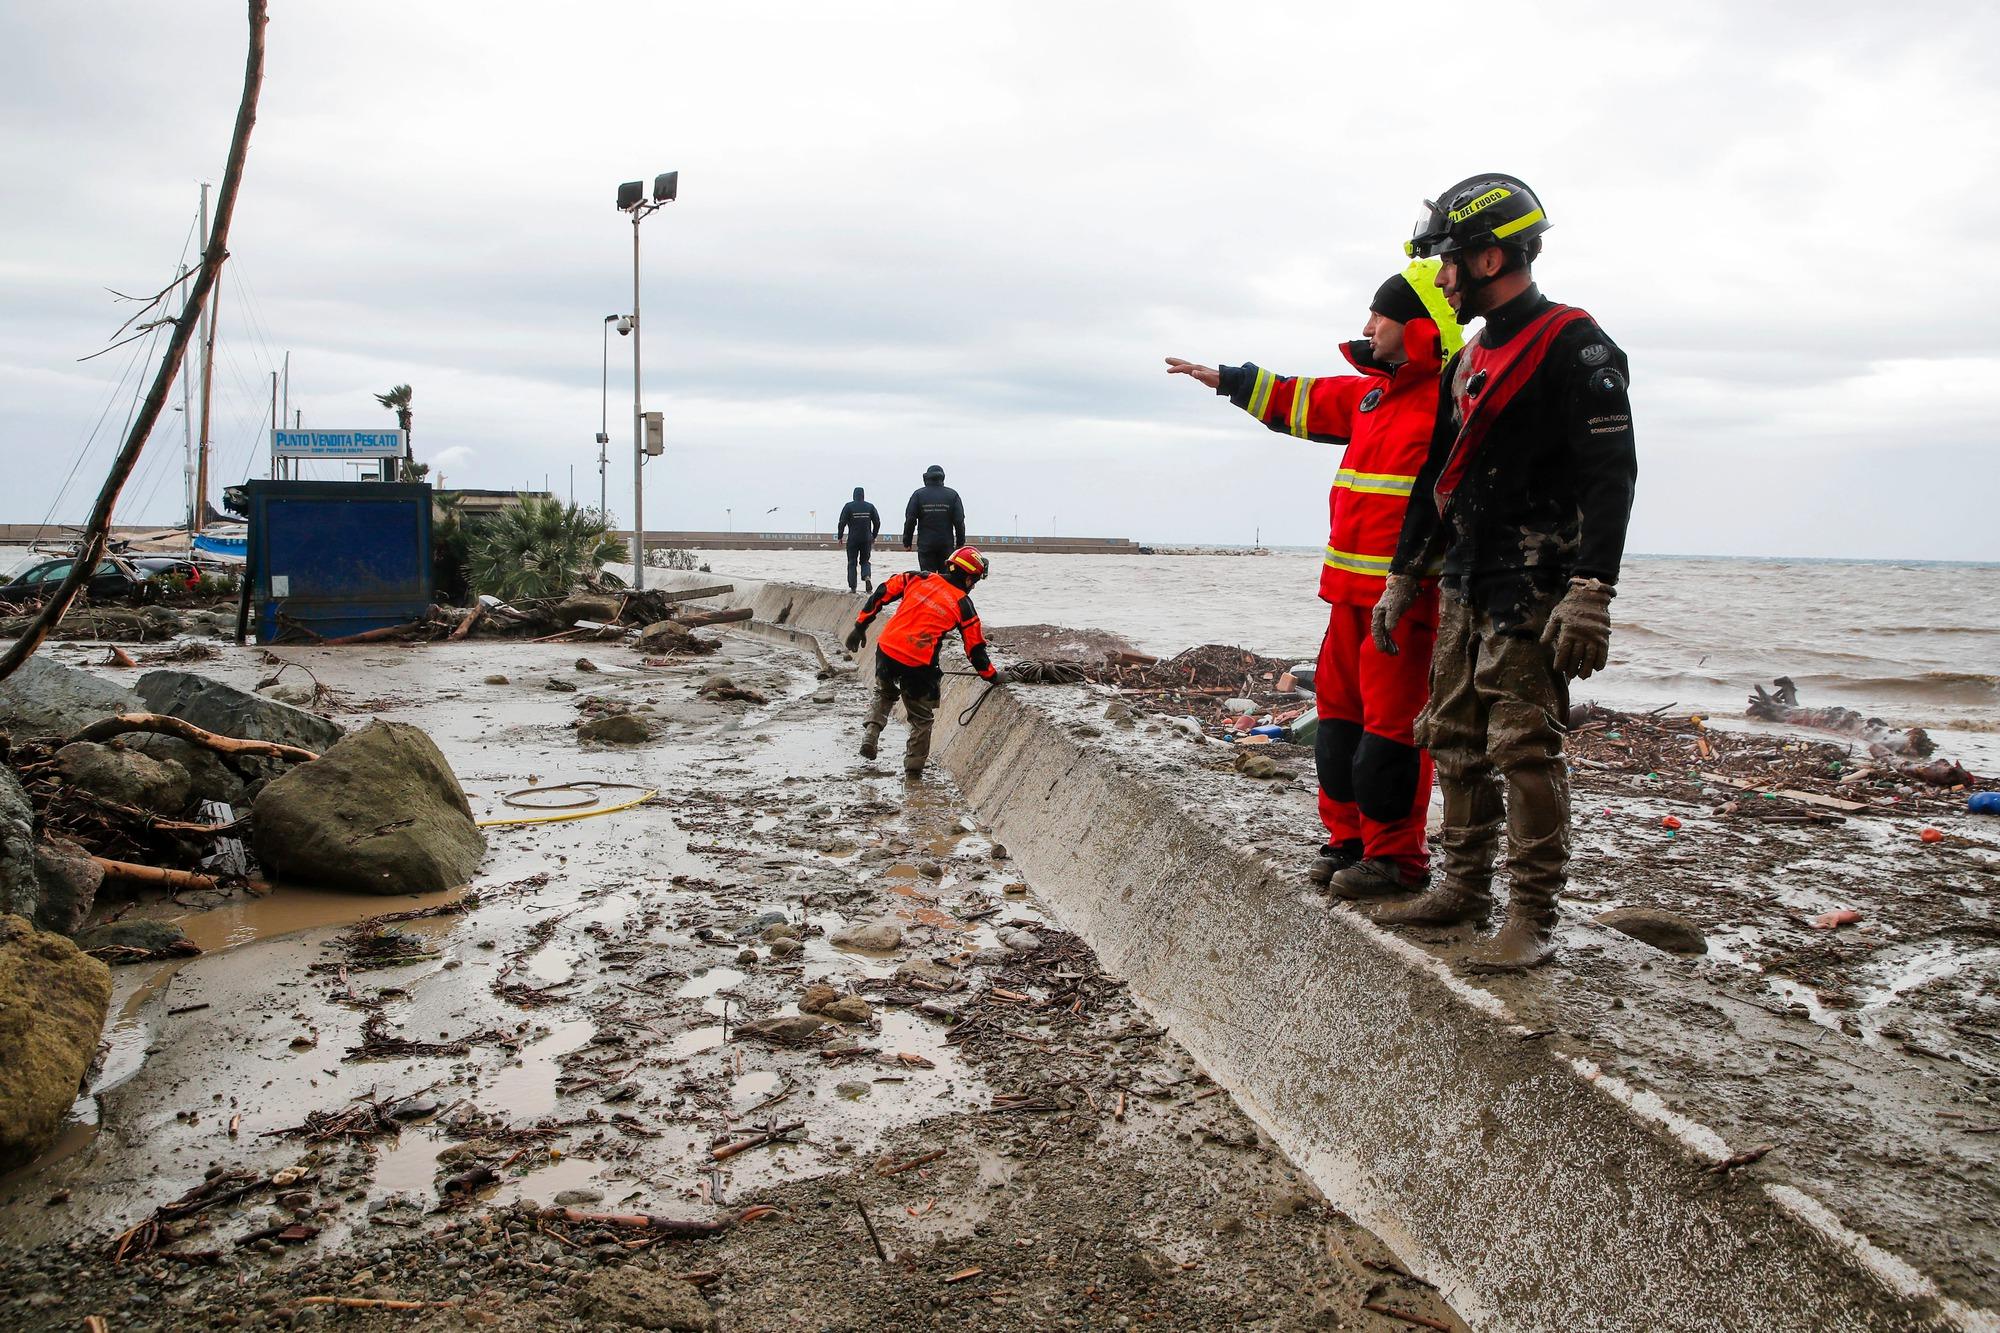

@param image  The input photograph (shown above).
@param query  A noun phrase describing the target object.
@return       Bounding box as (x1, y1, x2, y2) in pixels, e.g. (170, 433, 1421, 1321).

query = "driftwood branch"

(91, 857, 257, 893)
(0, 0, 267, 686)
(66, 713, 319, 763)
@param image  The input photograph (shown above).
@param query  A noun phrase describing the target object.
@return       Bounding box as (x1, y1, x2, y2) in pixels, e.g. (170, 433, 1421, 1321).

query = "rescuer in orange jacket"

(1166, 261, 1461, 897)
(844, 545, 1002, 777)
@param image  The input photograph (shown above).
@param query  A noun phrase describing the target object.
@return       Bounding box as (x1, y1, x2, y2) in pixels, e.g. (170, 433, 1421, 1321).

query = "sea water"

(672, 548, 2000, 738)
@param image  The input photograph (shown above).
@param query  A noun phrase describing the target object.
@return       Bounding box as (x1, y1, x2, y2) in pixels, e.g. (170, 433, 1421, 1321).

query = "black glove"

(843, 624, 866, 653)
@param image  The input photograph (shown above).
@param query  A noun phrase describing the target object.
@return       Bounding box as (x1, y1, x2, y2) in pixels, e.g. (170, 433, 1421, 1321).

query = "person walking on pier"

(1371, 174, 1637, 971)
(845, 545, 1002, 777)
(902, 464, 965, 573)
(836, 486, 881, 593)
(1166, 260, 1462, 899)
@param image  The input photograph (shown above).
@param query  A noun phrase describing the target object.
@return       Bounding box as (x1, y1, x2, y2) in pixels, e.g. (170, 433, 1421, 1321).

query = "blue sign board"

(272, 428, 407, 459)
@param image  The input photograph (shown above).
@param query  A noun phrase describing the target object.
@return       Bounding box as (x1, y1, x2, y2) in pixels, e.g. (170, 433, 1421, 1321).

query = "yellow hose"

(476, 787, 657, 828)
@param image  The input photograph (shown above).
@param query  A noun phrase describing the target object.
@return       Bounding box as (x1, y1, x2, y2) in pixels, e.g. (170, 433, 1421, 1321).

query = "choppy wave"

(1802, 672, 2000, 707)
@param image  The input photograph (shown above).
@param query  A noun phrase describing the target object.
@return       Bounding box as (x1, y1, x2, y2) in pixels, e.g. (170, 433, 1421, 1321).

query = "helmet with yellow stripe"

(1407, 174, 1549, 261)
(944, 545, 989, 584)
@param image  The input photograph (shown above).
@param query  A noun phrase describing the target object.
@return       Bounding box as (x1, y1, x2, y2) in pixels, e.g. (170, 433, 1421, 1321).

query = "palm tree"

(468, 495, 628, 601)
(374, 384, 413, 481)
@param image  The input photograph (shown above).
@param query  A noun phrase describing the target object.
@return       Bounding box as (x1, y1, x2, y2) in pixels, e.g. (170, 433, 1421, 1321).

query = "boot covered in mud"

(1306, 839, 1364, 886)
(1372, 877, 1492, 926)
(1461, 904, 1557, 971)
(1462, 751, 1570, 971)
(859, 724, 881, 761)
(1375, 770, 1501, 924)
(1326, 857, 1429, 900)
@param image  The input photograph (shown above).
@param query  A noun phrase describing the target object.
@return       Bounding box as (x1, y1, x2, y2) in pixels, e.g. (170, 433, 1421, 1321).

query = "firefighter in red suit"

(1166, 260, 1462, 897)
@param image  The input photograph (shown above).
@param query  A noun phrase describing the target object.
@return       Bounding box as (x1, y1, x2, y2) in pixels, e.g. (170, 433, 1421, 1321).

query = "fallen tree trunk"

(677, 607, 753, 628)
(90, 856, 266, 894)
(65, 713, 319, 763)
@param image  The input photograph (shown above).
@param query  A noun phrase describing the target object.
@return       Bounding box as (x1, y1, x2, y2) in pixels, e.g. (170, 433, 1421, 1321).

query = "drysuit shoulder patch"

(1579, 342, 1611, 367)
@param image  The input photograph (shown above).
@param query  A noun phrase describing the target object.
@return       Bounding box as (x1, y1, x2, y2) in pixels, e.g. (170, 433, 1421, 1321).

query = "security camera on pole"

(615, 170, 678, 589)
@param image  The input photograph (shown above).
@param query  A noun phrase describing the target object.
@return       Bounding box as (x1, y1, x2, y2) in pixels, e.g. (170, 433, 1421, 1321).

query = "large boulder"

(0, 774, 101, 935)
(554, 592, 620, 626)
(0, 655, 141, 739)
(55, 741, 191, 816)
(120, 733, 248, 806)
(135, 670, 344, 754)
(29, 839, 102, 937)
(0, 914, 111, 1171)
(251, 721, 485, 893)
(1597, 907, 1709, 956)
(0, 772, 40, 924)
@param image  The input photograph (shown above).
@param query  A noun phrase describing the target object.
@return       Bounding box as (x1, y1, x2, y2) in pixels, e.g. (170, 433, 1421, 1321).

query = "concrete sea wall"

(675, 569, 1993, 1333)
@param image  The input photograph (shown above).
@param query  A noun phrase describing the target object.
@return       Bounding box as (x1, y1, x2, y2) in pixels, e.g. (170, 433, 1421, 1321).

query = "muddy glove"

(1369, 575, 1422, 656)
(843, 623, 867, 653)
(1541, 577, 1614, 679)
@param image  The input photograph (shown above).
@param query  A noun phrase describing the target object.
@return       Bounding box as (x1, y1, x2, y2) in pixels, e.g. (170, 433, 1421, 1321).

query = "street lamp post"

(598, 314, 621, 519)
(615, 171, 679, 589)
(725, 508, 732, 532)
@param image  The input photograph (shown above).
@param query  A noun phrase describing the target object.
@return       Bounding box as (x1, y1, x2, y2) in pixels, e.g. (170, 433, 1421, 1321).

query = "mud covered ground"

(0, 632, 1462, 1331)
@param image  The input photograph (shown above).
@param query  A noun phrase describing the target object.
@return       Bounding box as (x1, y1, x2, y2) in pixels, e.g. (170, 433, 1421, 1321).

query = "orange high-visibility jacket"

(1218, 315, 1449, 609)
(856, 571, 998, 680)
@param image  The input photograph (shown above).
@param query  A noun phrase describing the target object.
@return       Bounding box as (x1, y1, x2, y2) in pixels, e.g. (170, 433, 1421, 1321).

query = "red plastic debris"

(1660, 815, 1683, 831)
(1919, 827, 1944, 844)
(1812, 909, 1863, 930)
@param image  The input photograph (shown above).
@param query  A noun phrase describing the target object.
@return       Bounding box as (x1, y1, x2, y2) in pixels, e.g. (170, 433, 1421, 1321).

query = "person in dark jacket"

(836, 486, 882, 593)
(1371, 174, 1637, 972)
(901, 465, 966, 572)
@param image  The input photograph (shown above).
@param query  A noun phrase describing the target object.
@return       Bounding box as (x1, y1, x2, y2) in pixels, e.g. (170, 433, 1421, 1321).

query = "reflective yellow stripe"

(1322, 546, 1394, 575)
(1492, 206, 1545, 240)
(1401, 259, 1465, 358)
(1247, 368, 1275, 419)
(1288, 376, 1315, 437)
(1334, 468, 1417, 496)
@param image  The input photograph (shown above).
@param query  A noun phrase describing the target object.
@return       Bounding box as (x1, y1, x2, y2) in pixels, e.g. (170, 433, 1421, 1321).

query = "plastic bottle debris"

(1250, 725, 1286, 740)
(1970, 793, 2000, 815)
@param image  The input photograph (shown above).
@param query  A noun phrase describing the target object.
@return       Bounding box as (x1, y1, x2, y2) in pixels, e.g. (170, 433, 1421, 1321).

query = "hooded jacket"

(902, 482, 965, 550)
(837, 488, 881, 543)
(1215, 313, 1451, 609)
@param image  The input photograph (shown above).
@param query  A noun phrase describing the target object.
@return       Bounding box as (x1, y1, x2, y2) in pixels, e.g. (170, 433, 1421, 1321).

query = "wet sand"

(0, 631, 1463, 1331)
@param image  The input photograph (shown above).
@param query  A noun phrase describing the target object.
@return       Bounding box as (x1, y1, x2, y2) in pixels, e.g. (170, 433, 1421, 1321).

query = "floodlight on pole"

(615, 170, 680, 588)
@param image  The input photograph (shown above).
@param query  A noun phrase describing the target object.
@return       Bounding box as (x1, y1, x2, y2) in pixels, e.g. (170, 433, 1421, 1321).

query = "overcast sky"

(3, 1, 1997, 560)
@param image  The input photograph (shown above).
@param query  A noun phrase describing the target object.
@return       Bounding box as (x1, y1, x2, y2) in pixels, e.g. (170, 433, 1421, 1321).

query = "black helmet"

(923, 464, 945, 483)
(1407, 174, 1549, 260)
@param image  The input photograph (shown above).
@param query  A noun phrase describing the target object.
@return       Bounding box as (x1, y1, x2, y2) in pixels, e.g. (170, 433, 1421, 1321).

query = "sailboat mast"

(181, 263, 194, 539)
(195, 183, 218, 532)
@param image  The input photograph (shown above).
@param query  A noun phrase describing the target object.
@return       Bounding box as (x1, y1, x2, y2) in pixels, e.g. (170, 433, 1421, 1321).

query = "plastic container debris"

(1660, 815, 1683, 831)
(1290, 714, 1319, 746)
(1970, 793, 2000, 815)
(1250, 725, 1286, 740)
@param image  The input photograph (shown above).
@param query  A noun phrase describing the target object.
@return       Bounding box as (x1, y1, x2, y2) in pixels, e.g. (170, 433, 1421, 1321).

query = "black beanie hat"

(1369, 272, 1428, 326)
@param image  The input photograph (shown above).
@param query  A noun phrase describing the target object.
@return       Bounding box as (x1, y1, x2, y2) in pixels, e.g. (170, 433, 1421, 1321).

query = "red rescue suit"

(1216, 315, 1448, 873)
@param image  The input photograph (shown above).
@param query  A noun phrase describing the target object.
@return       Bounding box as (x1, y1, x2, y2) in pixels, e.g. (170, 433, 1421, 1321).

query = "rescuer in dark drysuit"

(836, 486, 882, 593)
(902, 464, 966, 573)
(1166, 261, 1462, 898)
(845, 545, 1001, 777)
(1371, 174, 1637, 971)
